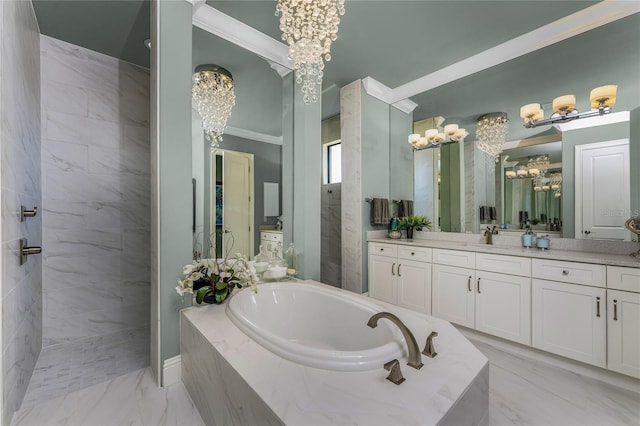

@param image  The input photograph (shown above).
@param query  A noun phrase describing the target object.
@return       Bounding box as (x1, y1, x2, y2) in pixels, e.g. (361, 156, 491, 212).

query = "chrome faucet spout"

(367, 312, 423, 369)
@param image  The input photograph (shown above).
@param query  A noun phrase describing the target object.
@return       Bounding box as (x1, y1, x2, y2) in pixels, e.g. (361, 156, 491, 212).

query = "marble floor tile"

(472, 339, 640, 426)
(12, 367, 204, 426)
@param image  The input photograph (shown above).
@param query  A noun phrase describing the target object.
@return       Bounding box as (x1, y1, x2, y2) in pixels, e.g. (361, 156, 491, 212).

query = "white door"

(475, 271, 531, 345)
(222, 150, 254, 258)
(575, 139, 630, 240)
(368, 255, 396, 304)
(397, 260, 432, 314)
(432, 264, 475, 328)
(532, 279, 606, 367)
(608, 289, 640, 379)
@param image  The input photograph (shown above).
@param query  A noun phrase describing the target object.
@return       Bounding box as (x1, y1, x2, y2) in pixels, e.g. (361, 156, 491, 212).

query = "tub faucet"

(367, 312, 423, 369)
(484, 226, 498, 245)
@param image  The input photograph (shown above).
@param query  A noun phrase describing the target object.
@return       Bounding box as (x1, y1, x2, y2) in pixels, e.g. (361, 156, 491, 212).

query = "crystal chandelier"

(192, 65, 236, 150)
(476, 112, 509, 162)
(276, 0, 346, 104)
(408, 123, 468, 150)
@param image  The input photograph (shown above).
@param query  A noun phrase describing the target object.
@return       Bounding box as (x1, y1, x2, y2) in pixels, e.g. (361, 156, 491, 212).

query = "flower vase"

(406, 227, 414, 239)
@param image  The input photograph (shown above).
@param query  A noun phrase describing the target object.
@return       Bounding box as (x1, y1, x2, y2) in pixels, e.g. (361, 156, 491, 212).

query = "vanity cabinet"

(432, 264, 475, 328)
(531, 259, 607, 368)
(607, 266, 640, 378)
(368, 243, 432, 314)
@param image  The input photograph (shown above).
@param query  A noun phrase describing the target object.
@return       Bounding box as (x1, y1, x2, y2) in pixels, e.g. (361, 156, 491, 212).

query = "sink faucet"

(484, 226, 498, 245)
(367, 312, 423, 369)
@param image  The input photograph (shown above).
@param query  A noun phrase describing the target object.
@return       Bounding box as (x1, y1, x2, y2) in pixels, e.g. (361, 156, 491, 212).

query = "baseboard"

(162, 355, 182, 387)
(457, 326, 640, 394)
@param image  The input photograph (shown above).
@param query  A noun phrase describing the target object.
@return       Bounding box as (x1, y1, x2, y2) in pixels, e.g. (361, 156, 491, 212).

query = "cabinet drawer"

(260, 231, 283, 242)
(397, 246, 432, 262)
(433, 249, 475, 268)
(476, 253, 531, 277)
(607, 266, 640, 293)
(532, 259, 605, 288)
(369, 243, 397, 258)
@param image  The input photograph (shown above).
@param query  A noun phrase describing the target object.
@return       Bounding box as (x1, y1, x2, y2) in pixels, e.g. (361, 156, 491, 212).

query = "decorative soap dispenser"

(522, 226, 535, 248)
(284, 243, 299, 277)
(254, 244, 270, 280)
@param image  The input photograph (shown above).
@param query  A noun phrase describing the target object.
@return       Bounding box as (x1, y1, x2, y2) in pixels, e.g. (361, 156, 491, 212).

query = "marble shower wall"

(0, 1, 42, 423)
(30, 36, 150, 400)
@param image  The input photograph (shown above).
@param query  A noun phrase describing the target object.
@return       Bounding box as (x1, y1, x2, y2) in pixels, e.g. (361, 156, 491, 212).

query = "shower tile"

(42, 200, 88, 230)
(87, 88, 120, 123)
(42, 139, 88, 171)
(86, 201, 122, 229)
(43, 228, 122, 258)
(46, 110, 120, 148)
(43, 81, 88, 117)
(42, 256, 89, 291)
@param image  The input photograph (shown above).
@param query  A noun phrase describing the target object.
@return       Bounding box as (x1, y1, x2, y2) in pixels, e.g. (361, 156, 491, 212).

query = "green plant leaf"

(195, 288, 208, 304)
(215, 281, 227, 290)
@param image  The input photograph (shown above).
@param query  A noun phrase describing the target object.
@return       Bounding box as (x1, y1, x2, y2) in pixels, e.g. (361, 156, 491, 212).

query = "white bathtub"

(226, 281, 406, 371)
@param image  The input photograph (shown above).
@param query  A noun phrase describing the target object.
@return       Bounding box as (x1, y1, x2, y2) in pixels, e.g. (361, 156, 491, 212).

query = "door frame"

(575, 138, 630, 240)
(210, 149, 254, 258)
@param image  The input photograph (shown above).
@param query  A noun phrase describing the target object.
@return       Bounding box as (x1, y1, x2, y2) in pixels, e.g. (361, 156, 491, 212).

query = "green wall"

(389, 107, 414, 203)
(631, 107, 640, 221)
(440, 143, 462, 232)
(561, 120, 631, 238)
(156, 0, 193, 375)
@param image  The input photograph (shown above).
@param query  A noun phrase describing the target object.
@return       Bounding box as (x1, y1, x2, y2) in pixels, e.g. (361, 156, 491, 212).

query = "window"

(323, 141, 342, 184)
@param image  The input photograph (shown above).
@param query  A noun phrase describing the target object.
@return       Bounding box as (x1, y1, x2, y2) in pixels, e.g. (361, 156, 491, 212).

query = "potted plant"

(176, 231, 258, 304)
(398, 215, 432, 239)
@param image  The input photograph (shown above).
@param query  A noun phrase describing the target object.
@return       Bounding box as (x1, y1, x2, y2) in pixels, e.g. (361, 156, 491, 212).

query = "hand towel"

(489, 206, 497, 221)
(399, 200, 414, 218)
(371, 198, 390, 226)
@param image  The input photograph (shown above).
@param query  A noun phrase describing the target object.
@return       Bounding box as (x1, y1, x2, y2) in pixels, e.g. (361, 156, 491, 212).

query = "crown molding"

(390, 0, 640, 103)
(191, 3, 293, 72)
(267, 60, 292, 77)
(361, 77, 417, 113)
(502, 133, 562, 151)
(226, 126, 283, 145)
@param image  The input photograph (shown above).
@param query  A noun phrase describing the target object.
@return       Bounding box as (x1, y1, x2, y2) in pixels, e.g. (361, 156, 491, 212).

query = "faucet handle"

(422, 331, 438, 358)
(383, 359, 405, 385)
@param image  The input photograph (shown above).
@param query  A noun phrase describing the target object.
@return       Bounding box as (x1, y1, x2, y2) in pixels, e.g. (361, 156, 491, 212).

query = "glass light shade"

(528, 168, 540, 176)
(534, 186, 542, 192)
(542, 185, 550, 191)
(590, 85, 617, 108)
(551, 184, 560, 190)
(532, 109, 544, 122)
(554, 192, 561, 198)
(425, 129, 439, 139)
(408, 134, 420, 144)
(435, 133, 446, 143)
(444, 124, 459, 135)
(505, 170, 517, 178)
(520, 103, 541, 119)
(552, 94, 576, 114)
(416, 137, 428, 147)
(516, 166, 528, 177)
(453, 128, 468, 140)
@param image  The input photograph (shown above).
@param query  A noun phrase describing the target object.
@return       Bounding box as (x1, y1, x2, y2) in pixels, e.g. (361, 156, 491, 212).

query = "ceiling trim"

(190, 2, 293, 72)
(502, 133, 562, 151)
(391, 0, 640, 103)
(361, 77, 418, 113)
(226, 126, 283, 145)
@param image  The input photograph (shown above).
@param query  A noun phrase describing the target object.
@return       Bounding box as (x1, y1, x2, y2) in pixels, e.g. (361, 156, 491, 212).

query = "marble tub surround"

(368, 231, 640, 268)
(1, 1, 43, 423)
(181, 280, 489, 425)
(21, 34, 151, 406)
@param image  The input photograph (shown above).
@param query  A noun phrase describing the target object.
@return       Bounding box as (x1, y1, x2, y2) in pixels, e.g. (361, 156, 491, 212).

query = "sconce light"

(408, 122, 467, 150)
(520, 85, 617, 129)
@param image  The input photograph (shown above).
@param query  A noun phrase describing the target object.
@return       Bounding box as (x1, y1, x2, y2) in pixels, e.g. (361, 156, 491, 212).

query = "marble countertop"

(368, 238, 640, 268)
(181, 281, 489, 425)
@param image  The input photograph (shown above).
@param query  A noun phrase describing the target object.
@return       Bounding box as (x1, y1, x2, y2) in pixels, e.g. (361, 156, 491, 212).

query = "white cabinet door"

(532, 279, 606, 367)
(475, 271, 531, 345)
(397, 260, 432, 315)
(368, 255, 396, 304)
(432, 264, 475, 328)
(608, 289, 640, 378)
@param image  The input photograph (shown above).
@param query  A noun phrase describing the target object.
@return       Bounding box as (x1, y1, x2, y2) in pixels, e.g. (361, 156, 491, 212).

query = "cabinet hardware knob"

(596, 296, 601, 318)
(467, 276, 472, 292)
(391, 263, 396, 276)
(477, 277, 481, 293)
(398, 264, 402, 277)
(380, 248, 384, 252)
(613, 300, 618, 321)
(562, 270, 569, 275)
(411, 252, 415, 255)
(584, 230, 591, 235)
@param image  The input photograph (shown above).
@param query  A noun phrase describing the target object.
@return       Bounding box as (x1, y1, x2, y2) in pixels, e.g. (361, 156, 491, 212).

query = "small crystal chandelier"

(476, 112, 509, 162)
(276, 0, 346, 104)
(192, 65, 236, 150)
(408, 123, 468, 150)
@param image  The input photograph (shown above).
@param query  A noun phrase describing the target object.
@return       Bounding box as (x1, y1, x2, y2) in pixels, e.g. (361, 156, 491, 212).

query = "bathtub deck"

(180, 280, 489, 425)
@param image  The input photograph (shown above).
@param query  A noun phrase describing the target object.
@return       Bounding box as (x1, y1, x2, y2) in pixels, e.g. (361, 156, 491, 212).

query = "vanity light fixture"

(520, 85, 617, 128)
(408, 123, 468, 150)
(476, 112, 509, 162)
(506, 155, 551, 179)
(192, 64, 236, 151)
(276, 0, 346, 104)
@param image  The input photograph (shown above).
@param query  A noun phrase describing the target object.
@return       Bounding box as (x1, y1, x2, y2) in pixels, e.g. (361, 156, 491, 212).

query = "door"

(221, 150, 254, 258)
(608, 290, 640, 378)
(575, 139, 630, 240)
(475, 271, 531, 345)
(397, 260, 432, 314)
(532, 279, 606, 367)
(432, 264, 475, 328)
(368, 255, 396, 304)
